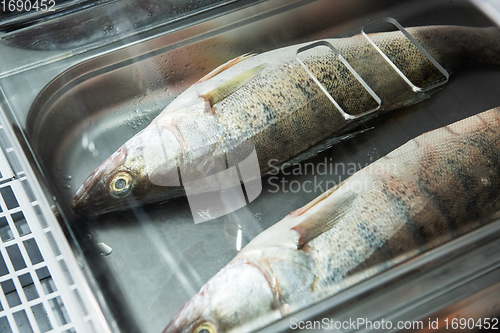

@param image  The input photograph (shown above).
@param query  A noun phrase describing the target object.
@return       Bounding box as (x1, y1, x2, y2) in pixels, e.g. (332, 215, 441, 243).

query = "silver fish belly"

(71, 26, 500, 215)
(163, 107, 500, 333)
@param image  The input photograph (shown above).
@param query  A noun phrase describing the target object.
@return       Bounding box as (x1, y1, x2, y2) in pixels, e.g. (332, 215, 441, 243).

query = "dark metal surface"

(1, 0, 499, 332)
(0, 0, 240, 47)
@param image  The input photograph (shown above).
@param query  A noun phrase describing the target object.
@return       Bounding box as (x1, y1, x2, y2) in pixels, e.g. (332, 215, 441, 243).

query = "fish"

(71, 25, 500, 215)
(163, 106, 500, 333)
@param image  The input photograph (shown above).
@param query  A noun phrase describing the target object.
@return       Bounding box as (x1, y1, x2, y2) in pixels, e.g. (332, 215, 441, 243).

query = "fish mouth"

(162, 291, 211, 333)
(162, 320, 182, 333)
(70, 185, 87, 214)
(70, 179, 136, 216)
(70, 147, 128, 216)
(70, 174, 136, 216)
(70, 179, 109, 216)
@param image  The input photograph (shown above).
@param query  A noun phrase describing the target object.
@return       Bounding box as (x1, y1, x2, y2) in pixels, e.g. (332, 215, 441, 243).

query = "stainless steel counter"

(1, 0, 500, 332)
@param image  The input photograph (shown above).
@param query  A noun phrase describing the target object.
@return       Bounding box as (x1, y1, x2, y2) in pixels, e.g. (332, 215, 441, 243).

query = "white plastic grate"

(0, 122, 112, 333)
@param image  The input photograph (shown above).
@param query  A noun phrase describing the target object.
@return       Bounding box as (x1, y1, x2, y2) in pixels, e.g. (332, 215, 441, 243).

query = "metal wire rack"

(0, 114, 110, 333)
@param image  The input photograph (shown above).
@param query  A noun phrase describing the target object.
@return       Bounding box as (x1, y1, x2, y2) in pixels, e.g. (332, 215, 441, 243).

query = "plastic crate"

(0, 114, 111, 332)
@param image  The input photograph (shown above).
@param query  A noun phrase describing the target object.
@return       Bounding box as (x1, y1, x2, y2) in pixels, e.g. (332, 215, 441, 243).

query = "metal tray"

(5, 0, 500, 331)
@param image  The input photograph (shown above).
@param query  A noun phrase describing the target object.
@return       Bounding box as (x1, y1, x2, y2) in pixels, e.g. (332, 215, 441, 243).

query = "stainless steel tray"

(3, 0, 500, 331)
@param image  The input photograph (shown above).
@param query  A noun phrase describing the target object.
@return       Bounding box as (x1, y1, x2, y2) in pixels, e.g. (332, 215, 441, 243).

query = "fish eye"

(193, 322, 217, 333)
(109, 172, 133, 197)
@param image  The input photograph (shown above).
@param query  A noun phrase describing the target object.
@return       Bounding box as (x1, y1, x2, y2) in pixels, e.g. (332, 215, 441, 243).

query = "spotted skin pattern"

(72, 26, 500, 216)
(164, 107, 500, 333)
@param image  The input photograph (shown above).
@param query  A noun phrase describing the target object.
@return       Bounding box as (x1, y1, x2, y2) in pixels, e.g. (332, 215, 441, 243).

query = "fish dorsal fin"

(197, 53, 256, 83)
(292, 191, 357, 249)
(201, 63, 266, 106)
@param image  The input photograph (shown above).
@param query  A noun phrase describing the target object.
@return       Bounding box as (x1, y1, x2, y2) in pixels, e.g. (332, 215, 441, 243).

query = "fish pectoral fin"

(292, 192, 356, 249)
(291, 179, 349, 216)
(197, 53, 256, 83)
(201, 63, 267, 107)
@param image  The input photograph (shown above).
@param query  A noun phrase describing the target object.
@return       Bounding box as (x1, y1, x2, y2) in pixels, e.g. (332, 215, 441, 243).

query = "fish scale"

(72, 25, 500, 216)
(164, 107, 500, 333)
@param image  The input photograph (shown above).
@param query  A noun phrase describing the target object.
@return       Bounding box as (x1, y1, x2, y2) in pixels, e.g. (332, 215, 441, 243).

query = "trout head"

(71, 106, 225, 216)
(70, 126, 184, 216)
(163, 262, 279, 333)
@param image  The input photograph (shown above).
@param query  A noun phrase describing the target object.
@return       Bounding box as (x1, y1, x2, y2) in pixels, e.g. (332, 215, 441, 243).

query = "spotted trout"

(163, 107, 500, 333)
(71, 25, 500, 215)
